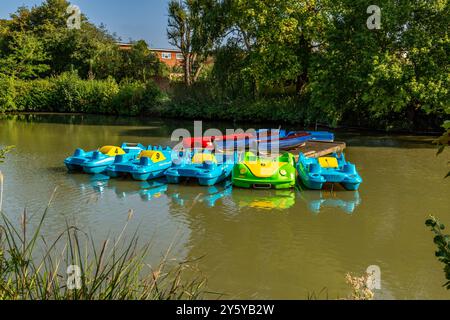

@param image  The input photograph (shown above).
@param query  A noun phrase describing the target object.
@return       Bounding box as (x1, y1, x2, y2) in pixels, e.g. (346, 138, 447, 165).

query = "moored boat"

(232, 152, 297, 189)
(297, 152, 362, 190)
(64, 143, 145, 174)
(106, 146, 173, 181)
(165, 151, 235, 186)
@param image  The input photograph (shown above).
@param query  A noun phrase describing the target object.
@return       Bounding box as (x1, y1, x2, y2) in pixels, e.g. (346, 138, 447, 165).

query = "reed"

(0, 195, 209, 300)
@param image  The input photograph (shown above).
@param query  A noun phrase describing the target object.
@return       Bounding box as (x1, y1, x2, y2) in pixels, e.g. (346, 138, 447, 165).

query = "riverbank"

(0, 111, 445, 138)
(1, 74, 446, 134)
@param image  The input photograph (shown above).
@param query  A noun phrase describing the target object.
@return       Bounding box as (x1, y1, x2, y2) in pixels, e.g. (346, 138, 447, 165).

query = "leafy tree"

(224, 0, 326, 94)
(118, 40, 168, 82)
(168, 0, 223, 85)
(2, 0, 122, 79)
(0, 31, 49, 79)
(426, 216, 450, 290)
(310, 0, 449, 129)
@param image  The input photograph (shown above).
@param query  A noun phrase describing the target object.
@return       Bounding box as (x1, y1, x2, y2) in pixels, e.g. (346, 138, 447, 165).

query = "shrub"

(0, 75, 16, 112)
(426, 216, 450, 290)
(14, 79, 55, 111)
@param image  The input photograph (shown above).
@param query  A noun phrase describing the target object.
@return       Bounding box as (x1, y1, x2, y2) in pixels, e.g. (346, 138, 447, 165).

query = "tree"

(309, 0, 449, 129)
(118, 40, 168, 82)
(226, 0, 326, 94)
(3, 0, 122, 79)
(0, 31, 49, 79)
(167, 0, 223, 85)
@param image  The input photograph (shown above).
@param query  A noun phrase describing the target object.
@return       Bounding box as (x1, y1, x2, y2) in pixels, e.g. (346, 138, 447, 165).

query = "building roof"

(116, 42, 181, 53)
(150, 48, 182, 53)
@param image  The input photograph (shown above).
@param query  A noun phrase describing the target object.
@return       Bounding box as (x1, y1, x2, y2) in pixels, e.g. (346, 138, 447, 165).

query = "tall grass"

(0, 192, 209, 300)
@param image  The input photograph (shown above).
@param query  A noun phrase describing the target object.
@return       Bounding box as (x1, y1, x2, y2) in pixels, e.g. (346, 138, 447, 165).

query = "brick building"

(117, 43, 184, 68)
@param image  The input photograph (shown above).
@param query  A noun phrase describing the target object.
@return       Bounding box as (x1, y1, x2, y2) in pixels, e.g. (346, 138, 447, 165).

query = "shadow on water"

(336, 132, 438, 149)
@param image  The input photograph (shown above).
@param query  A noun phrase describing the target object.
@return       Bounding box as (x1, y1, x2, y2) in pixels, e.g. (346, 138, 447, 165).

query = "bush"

(0, 73, 166, 116)
(112, 80, 168, 116)
(14, 79, 55, 111)
(426, 216, 450, 290)
(0, 75, 16, 112)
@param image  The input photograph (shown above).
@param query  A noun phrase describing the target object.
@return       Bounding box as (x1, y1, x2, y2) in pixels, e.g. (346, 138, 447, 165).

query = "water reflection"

(231, 189, 296, 210)
(168, 180, 233, 208)
(67, 173, 361, 214)
(300, 189, 361, 214)
(68, 173, 169, 201)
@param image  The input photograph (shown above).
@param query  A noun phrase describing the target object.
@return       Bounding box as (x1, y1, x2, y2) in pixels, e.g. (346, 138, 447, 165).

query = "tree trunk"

(296, 70, 308, 94)
(184, 54, 191, 86)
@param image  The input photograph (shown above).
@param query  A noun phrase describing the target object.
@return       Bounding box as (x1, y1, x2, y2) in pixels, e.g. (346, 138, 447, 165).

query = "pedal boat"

(232, 152, 297, 189)
(64, 143, 145, 174)
(165, 151, 235, 186)
(106, 146, 173, 181)
(297, 153, 362, 191)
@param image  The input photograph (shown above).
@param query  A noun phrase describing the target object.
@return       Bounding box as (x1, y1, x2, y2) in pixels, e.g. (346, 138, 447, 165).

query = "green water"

(0, 114, 449, 299)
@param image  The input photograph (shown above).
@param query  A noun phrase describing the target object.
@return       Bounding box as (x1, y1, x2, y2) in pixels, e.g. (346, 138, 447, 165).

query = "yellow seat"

(191, 153, 217, 164)
(244, 159, 287, 178)
(99, 146, 125, 157)
(138, 150, 166, 162)
(318, 157, 339, 168)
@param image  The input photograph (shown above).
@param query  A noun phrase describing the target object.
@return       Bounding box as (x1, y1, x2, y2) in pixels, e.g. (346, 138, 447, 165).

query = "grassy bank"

(0, 191, 208, 300)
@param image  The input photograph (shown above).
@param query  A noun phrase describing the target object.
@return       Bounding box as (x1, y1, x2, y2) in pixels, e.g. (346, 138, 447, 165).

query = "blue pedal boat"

(165, 151, 236, 186)
(106, 146, 173, 181)
(297, 152, 362, 190)
(64, 143, 145, 174)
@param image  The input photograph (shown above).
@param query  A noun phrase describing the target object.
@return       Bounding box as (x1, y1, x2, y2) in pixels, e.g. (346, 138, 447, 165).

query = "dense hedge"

(0, 73, 168, 116)
(0, 73, 445, 131)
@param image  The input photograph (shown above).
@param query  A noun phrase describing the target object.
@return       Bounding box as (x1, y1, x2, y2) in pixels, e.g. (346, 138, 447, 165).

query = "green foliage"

(0, 0, 166, 81)
(117, 40, 169, 82)
(0, 146, 14, 164)
(434, 120, 450, 178)
(426, 216, 450, 289)
(0, 31, 49, 79)
(1, 0, 448, 131)
(168, 0, 223, 85)
(112, 80, 167, 116)
(0, 74, 16, 112)
(180, 0, 449, 131)
(0, 73, 166, 116)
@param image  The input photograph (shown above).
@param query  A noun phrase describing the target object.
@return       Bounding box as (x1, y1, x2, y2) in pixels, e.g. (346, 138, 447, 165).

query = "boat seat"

(138, 150, 166, 162)
(99, 146, 126, 157)
(318, 157, 339, 168)
(192, 153, 217, 164)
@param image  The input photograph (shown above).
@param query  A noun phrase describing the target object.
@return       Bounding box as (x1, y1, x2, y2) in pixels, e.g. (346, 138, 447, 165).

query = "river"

(0, 113, 449, 299)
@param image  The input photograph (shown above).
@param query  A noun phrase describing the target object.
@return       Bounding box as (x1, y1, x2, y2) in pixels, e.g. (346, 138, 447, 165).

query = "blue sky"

(0, 0, 173, 48)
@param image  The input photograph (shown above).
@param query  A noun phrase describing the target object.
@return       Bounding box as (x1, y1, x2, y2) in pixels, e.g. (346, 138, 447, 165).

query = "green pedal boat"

(232, 152, 297, 189)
